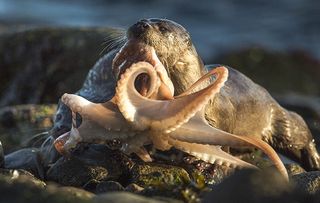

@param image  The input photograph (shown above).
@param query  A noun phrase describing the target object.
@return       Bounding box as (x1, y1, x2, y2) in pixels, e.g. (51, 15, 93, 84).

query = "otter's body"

(51, 18, 320, 171)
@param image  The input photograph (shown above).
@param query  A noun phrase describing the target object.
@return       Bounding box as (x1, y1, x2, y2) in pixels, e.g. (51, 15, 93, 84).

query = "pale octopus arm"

(116, 63, 288, 180)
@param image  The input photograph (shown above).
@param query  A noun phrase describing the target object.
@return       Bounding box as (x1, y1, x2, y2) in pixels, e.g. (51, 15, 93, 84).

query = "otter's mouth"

(112, 40, 174, 97)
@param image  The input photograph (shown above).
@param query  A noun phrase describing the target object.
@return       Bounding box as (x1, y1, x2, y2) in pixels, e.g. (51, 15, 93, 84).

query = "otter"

(51, 18, 320, 171)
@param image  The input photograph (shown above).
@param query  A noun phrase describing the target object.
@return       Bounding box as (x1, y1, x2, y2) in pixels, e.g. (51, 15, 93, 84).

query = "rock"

(0, 140, 3, 168)
(131, 163, 191, 189)
(180, 154, 231, 185)
(129, 162, 192, 201)
(93, 192, 181, 203)
(0, 170, 92, 203)
(286, 164, 306, 176)
(0, 104, 56, 153)
(292, 171, 320, 194)
(58, 186, 95, 200)
(83, 179, 101, 193)
(95, 181, 124, 193)
(0, 169, 46, 188)
(4, 148, 44, 179)
(46, 144, 132, 187)
(203, 168, 316, 203)
(0, 28, 119, 107)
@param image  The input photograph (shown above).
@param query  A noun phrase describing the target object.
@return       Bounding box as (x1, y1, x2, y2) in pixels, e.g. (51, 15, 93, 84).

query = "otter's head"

(112, 18, 205, 95)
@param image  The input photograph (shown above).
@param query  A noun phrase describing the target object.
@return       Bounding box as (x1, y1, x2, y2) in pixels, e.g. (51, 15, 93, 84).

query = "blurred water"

(0, 0, 319, 60)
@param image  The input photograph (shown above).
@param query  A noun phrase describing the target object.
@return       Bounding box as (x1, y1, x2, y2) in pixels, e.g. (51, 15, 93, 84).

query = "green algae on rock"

(131, 163, 191, 189)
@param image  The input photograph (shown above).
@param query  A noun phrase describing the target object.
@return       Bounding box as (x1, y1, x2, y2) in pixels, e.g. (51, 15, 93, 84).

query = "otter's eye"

(159, 26, 168, 33)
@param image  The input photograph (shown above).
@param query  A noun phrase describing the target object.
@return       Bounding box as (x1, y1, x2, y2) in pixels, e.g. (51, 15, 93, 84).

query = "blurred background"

(0, 0, 320, 60)
(0, 0, 319, 152)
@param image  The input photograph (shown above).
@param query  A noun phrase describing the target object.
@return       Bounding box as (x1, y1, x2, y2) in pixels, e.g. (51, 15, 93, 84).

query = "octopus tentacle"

(116, 63, 228, 133)
(175, 67, 219, 98)
(170, 111, 289, 180)
(61, 94, 130, 132)
(134, 147, 153, 162)
(168, 138, 256, 169)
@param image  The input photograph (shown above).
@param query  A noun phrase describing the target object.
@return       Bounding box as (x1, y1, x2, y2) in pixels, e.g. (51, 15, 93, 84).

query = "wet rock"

(203, 168, 315, 203)
(0, 28, 118, 107)
(4, 148, 44, 179)
(58, 186, 95, 200)
(0, 169, 46, 188)
(0, 104, 56, 152)
(286, 164, 306, 176)
(46, 144, 132, 187)
(0, 140, 3, 168)
(96, 181, 124, 193)
(93, 192, 181, 203)
(292, 171, 320, 194)
(131, 163, 191, 189)
(181, 154, 233, 185)
(0, 170, 92, 203)
(83, 179, 101, 193)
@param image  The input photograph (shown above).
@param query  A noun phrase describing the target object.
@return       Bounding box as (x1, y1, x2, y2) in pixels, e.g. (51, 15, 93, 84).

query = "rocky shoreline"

(0, 28, 319, 202)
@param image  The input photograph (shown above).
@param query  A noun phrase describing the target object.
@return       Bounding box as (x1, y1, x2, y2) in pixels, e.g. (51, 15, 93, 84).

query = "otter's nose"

(128, 19, 151, 38)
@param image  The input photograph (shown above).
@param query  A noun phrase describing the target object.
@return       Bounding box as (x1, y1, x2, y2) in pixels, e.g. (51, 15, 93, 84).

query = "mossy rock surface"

(131, 163, 191, 189)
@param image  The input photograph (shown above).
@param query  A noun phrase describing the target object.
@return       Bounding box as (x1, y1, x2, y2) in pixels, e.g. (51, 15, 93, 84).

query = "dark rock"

(58, 186, 94, 200)
(96, 181, 124, 193)
(0, 170, 92, 203)
(0, 169, 46, 188)
(4, 148, 44, 179)
(83, 179, 101, 193)
(0, 140, 3, 168)
(203, 168, 316, 203)
(93, 192, 181, 203)
(46, 144, 132, 187)
(292, 171, 320, 194)
(181, 154, 234, 185)
(0, 28, 118, 107)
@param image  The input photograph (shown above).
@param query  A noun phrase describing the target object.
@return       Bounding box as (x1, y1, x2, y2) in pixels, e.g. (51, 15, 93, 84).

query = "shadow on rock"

(203, 168, 319, 203)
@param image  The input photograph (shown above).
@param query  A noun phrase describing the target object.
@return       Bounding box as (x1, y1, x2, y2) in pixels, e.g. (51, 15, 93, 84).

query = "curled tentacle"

(116, 64, 228, 133)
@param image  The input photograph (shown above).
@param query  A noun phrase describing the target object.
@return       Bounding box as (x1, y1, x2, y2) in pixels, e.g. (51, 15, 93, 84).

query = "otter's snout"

(128, 19, 151, 39)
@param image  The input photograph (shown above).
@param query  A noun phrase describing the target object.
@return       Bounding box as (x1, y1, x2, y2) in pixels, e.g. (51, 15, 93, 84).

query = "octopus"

(51, 18, 320, 182)
(54, 49, 288, 180)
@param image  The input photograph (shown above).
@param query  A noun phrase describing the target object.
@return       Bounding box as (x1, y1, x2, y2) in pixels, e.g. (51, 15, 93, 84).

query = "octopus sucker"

(168, 138, 256, 169)
(169, 111, 288, 180)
